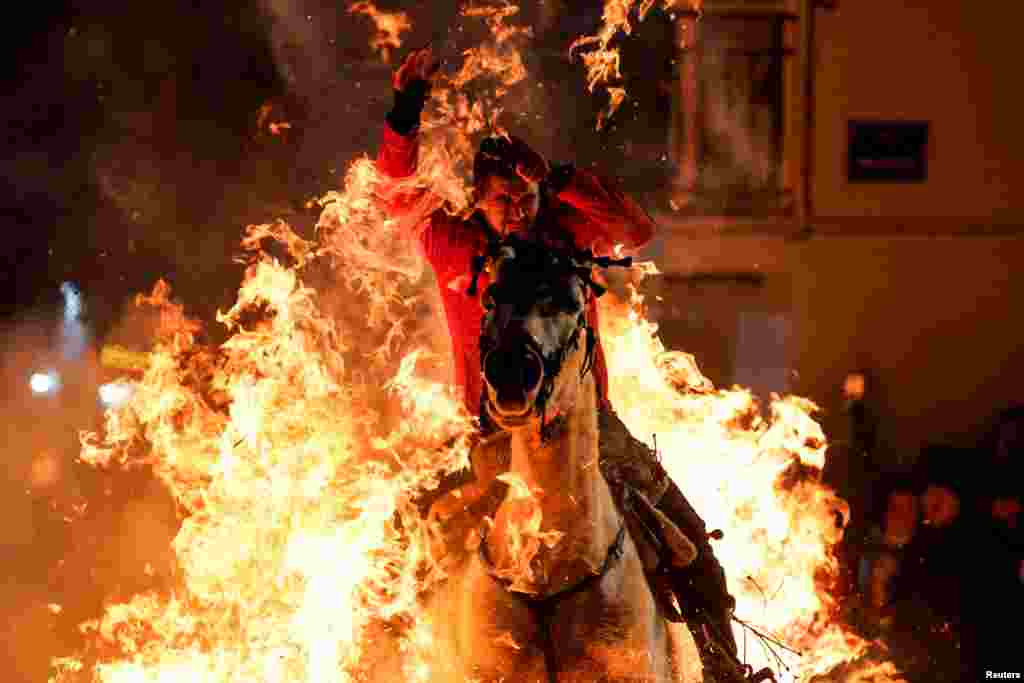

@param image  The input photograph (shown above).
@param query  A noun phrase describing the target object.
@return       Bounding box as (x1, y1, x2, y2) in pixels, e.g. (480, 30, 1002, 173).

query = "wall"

(814, 1, 1024, 222)
(645, 234, 1024, 457)
(648, 1, 1024, 458)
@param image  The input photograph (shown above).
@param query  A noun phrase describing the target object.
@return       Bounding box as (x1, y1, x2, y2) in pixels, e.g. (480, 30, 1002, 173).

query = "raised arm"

(375, 47, 481, 279)
(376, 47, 439, 181)
(547, 164, 656, 253)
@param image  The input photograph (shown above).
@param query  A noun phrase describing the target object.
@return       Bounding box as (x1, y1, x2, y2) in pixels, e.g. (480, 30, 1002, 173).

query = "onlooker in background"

(830, 369, 887, 527)
(979, 405, 1024, 535)
(975, 406, 1024, 665)
(858, 446, 970, 618)
(856, 446, 973, 681)
(856, 472, 919, 622)
(886, 445, 970, 637)
(824, 368, 890, 601)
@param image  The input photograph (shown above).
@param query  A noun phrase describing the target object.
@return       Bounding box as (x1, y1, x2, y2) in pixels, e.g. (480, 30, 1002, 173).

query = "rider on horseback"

(377, 46, 756, 682)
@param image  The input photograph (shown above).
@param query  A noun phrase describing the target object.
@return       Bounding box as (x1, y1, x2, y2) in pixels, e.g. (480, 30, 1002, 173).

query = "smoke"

(60, 281, 89, 361)
(682, 17, 782, 213)
(698, 69, 778, 200)
(0, 296, 181, 681)
(259, 0, 339, 96)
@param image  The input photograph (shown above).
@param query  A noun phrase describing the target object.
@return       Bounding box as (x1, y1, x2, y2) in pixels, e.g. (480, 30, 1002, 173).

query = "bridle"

(472, 233, 628, 439)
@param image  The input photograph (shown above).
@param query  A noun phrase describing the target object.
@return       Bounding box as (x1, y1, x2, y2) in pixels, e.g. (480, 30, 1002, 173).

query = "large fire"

(50, 2, 906, 682)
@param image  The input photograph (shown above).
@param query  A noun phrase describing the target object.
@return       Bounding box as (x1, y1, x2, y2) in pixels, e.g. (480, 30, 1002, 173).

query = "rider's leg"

(657, 481, 738, 656)
(596, 408, 738, 658)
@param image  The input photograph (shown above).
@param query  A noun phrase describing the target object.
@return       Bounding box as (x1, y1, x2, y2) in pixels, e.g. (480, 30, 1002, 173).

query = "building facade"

(642, 0, 1024, 457)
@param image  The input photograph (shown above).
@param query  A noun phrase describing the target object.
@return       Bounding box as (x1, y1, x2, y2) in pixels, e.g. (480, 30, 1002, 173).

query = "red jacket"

(376, 123, 655, 415)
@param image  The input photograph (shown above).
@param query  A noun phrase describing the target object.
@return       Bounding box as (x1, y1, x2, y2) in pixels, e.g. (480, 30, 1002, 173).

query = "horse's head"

(479, 237, 601, 430)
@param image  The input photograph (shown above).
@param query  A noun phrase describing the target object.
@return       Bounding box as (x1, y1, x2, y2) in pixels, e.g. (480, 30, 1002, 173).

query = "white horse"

(418, 238, 688, 683)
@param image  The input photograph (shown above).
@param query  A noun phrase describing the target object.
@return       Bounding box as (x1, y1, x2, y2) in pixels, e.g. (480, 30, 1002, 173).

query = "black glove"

(386, 79, 430, 136)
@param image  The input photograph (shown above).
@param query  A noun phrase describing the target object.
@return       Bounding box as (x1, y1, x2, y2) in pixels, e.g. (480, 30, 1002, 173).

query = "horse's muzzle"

(483, 345, 545, 418)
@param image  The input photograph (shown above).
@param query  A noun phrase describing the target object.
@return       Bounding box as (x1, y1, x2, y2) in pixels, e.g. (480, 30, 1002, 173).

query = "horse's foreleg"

(551, 550, 680, 683)
(425, 556, 551, 683)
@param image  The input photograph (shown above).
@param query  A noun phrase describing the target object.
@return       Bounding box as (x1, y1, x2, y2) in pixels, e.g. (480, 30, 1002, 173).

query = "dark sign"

(848, 120, 929, 182)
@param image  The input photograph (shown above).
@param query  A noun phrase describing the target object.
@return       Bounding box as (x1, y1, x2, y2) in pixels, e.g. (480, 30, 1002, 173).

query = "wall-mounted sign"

(848, 120, 929, 182)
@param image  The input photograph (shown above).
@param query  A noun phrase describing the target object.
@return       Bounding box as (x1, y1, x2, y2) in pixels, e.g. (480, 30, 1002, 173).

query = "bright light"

(30, 372, 59, 394)
(60, 281, 88, 361)
(60, 281, 82, 320)
(99, 382, 134, 408)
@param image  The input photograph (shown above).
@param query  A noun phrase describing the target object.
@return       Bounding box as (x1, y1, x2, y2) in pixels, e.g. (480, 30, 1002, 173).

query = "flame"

(570, 0, 702, 128)
(462, 0, 533, 46)
(347, 1, 413, 63)
(51, 4, 909, 682)
(598, 277, 904, 681)
(53, 145, 474, 683)
(419, 0, 532, 187)
(596, 86, 627, 132)
(256, 101, 294, 138)
(484, 472, 563, 593)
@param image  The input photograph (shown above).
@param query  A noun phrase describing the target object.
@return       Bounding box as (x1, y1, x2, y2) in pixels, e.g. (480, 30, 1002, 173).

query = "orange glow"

(348, 1, 413, 63)
(485, 472, 564, 593)
(30, 449, 63, 489)
(598, 280, 904, 681)
(51, 4, 908, 682)
(256, 101, 294, 139)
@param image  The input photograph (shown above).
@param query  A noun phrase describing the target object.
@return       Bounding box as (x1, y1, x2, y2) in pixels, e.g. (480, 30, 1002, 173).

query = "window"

(672, 4, 797, 216)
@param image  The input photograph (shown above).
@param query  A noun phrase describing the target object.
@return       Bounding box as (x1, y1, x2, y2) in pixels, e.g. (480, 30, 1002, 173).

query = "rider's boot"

(656, 482, 738, 654)
(595, 408, 753, 681)
(654, 481, 747, 683)
(656, 487, 775, 683)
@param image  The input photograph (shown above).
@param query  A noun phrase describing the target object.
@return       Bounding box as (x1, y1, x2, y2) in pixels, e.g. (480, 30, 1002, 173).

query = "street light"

(30, 371, 60, 395)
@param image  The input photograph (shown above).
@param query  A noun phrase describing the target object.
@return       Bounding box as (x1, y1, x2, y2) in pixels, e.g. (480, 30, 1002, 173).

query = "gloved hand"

(387, 46, 441, 135)
(392, 45, 440, 92)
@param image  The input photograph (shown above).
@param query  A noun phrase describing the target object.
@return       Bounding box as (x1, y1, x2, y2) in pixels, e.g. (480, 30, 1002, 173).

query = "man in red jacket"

(378, 47, 752, 681)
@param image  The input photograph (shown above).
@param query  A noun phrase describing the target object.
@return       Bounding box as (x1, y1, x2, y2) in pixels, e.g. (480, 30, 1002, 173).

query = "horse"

(417, 236, 687, 683)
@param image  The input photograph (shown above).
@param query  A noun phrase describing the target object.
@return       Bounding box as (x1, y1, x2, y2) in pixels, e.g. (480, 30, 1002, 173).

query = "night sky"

(4, 1, 293, 329)
(2, 0, 676, 337)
